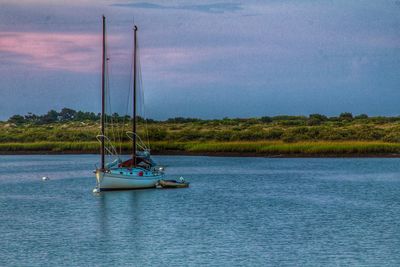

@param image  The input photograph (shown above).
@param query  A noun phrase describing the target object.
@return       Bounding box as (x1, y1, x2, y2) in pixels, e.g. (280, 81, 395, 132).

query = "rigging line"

(139, 63, 148, 150)
(107, 18, 119, 158)
(106, 50, 114, 157)
(104, 36, 119, 158)
(105, 36, 110, 158)
(121, 27, 135, 155)
(105, 36, 123, 156)
(121, 82, 131, 155)
(136, 41, 144, 144)
(106, 54, 115, 148)
(107, 49, 120, 153)
(105, 44, 117, 159)
(137, 42, 150, 150)
(98, 29, 103, 140)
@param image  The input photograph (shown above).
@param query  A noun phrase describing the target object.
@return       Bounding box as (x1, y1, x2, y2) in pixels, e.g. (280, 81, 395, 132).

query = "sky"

(0, 0, 399, 120)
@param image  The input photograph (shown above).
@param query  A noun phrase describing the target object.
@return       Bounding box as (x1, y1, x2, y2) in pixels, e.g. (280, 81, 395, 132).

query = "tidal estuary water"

(0, 155, 399, 266)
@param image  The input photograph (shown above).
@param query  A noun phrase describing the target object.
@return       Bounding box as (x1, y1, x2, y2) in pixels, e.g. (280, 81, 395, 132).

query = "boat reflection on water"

(97, 191, 145, 236)
(95, 189, 159, 259)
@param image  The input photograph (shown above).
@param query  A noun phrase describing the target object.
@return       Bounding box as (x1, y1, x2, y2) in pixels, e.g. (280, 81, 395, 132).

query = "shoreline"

(1, 150, 400, 158)
(2, 141, 400, 158)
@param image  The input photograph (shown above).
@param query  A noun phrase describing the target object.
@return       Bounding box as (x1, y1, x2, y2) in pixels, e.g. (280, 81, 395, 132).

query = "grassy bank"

(1, 141, 400, 157)
(2, 115, 400, 156)
(3, 116, 400, 144)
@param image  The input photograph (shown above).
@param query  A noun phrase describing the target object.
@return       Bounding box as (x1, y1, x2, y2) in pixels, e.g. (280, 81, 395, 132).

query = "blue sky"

(0, 0, 399, 120)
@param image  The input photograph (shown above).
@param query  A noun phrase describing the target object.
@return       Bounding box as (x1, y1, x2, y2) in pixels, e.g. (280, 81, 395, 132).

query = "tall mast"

(132, 25, 138, 166)
(101, 15, 106, 170)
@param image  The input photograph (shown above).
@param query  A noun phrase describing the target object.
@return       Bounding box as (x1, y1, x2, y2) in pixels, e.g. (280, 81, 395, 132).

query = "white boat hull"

(96, 170, 162, 190)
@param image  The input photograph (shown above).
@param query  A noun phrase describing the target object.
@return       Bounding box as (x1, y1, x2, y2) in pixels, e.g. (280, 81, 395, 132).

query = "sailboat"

(94, 15, 164, 191)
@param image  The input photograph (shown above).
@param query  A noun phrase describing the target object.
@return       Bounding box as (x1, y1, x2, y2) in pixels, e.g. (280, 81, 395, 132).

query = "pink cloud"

(0, 31, 122, 73)
(0, 31, 244, 86)
(0, 31, 220, 79)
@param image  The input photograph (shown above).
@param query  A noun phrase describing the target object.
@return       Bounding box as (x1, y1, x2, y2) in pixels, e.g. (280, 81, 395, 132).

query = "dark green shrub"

(339, 112, 353, 121)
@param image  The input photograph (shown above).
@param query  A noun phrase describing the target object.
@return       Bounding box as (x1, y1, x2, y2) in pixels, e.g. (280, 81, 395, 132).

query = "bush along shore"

(2, 108, 400, 157)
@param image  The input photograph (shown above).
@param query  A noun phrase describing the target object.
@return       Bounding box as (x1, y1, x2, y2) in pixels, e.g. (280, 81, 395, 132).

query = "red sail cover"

(119, 158, 136, 167)
(119, 157, 150, 167)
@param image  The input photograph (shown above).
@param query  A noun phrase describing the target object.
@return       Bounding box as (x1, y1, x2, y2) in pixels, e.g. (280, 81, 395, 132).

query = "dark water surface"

(0, 155, 399, 266)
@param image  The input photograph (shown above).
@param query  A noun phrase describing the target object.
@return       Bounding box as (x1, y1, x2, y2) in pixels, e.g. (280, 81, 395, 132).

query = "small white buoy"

(42, 176, 49, 181)
(92, 188, 100, 194)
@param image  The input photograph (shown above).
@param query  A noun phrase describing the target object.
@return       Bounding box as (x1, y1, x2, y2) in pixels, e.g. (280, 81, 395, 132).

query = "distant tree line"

(3, 108, 400, 143)
(7, 108, 98, 124)
(6, 108, 156, 125)
(5, 108, 400, 126)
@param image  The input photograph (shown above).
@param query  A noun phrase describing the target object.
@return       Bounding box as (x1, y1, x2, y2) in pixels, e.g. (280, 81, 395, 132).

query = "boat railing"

(152, 166, 165, 175)
(125, 131, 149, 152)
(96, 134, 119, 157)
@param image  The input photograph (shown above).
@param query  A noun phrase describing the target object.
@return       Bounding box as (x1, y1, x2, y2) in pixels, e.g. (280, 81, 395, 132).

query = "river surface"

(0, 155, 399, 266)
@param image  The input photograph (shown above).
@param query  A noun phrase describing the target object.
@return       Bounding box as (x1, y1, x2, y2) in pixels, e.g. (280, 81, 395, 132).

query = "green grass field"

(2, 114, 400, 156)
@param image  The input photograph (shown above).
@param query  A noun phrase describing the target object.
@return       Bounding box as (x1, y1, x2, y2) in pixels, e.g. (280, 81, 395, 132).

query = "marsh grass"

(2, 119, 400, 155)
(185, 141, 400, 154)
(1, 141, 399, 155)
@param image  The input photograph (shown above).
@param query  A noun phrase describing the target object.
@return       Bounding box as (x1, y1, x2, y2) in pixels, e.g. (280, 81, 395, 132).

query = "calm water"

(0, 155, 399, 266)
